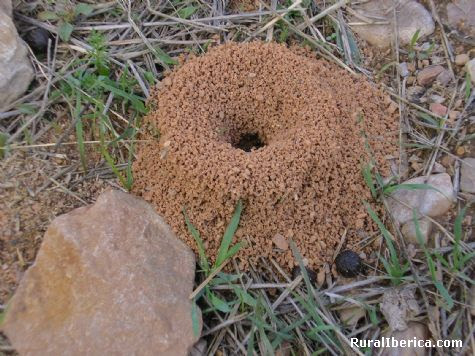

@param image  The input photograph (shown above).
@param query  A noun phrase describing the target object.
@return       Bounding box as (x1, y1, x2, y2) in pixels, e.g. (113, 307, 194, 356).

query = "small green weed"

(39, 1, 93, 41)
(56, 31, 146, 190)
(184, 200, 245, 334)
(407, 29, 434, 61)
(364, 201, 410, 285)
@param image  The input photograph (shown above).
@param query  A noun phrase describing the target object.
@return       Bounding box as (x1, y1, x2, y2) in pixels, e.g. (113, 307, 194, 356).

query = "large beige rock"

(349, 0, 434, 48)
(2, 190, 200, 356)
(0, 0, 12, 17)
(0, 8, 34, 109)
(387, 173, 454, 225)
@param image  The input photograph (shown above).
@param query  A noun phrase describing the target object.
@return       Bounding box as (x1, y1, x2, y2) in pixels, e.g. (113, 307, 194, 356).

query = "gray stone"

(0, 0, 12, 17)
(399, 62, 409, 77)
(0, 9, 34, 109)
(349, 0, 434, 48)
(387, 173, 454, 225)
(445, 0, 475, 38)
(2, 190, 200, 356)
(417, 65, 445, 86)
(461, 158, 475, 193)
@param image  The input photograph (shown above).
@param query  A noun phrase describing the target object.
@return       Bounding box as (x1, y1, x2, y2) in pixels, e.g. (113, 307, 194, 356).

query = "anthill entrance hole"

(234, 132, 265, 152)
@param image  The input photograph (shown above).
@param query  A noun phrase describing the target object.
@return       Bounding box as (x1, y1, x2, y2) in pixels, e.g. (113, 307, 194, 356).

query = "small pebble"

(399, 62, 409, 77)
(335, 250, 363, 278)
(430, 94, 445, 104)
(455, 53, 469, 66)
(429, 102, 447, 117)
(417, 65, 445, 86)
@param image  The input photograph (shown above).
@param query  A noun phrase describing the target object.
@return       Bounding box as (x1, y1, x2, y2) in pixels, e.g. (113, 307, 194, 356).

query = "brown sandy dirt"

(132, 41, 400, 271)
(228, 0, 260, 12)
(0, 150, 108, 304)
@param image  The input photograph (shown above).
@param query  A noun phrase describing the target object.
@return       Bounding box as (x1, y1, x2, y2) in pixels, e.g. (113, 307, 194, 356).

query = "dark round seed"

(24, 28, 52, 53)
(335, 250, 363, 278)
(291, 266, 317, 283)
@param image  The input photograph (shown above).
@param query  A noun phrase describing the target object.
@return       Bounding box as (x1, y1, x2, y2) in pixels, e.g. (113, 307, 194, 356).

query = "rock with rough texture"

(379, 322, 430, 356)
(380, 287, 420, 332)
(387, 173, 454, 225)
(401, 218, 432, 245)
(467, 59, 475, 84)
(349, 0, 434, 48)
(461, 158, 475, 193)
(0, 0, 12, 17)
(0, 9, 34, 109)
(2, 190, 200, 356)
(445, 0, 475, 38)
(417, 65, 445, 86)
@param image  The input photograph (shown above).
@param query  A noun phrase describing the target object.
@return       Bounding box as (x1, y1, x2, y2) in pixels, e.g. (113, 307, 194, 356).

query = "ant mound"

(133, 42, 398, 270)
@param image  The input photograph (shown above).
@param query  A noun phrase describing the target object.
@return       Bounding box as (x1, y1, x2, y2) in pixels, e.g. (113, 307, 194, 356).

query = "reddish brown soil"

(132, 42, 399, 270)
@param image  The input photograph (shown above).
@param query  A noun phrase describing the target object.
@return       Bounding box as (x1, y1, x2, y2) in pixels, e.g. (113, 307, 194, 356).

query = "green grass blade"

(215, 200, 243, 267)
(364, 202, 397, 259)
(0, 132, 9, 159)
(98, 117, 127, 187)
(74, 91, 87, 171)
(454, 206, 466, 243)
(361, 163, 377, 198)
(209, 291, 232, 313)
(410, 29, 421, 47)
(183, 208, 210, 274)
(224, 241, 244, 261)
(191, 299, 201, 337)
(383, 183, 443, 196)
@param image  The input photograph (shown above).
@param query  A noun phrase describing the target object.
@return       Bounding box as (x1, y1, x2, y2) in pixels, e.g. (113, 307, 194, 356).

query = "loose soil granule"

(132, 42, 399, 270)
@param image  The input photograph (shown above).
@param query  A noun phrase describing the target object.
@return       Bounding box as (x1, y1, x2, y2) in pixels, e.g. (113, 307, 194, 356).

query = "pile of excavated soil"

(132, 42, 399, 270)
